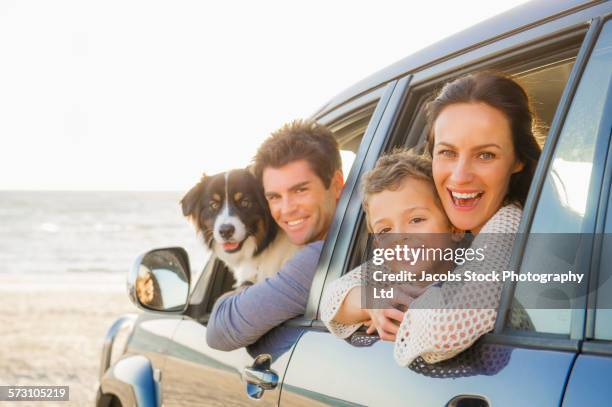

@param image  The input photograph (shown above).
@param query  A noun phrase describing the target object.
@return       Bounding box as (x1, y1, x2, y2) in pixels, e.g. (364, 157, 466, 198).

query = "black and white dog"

(181, 169, 300, 286)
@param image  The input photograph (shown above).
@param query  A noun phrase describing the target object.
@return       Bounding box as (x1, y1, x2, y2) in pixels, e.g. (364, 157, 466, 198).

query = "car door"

(559, 18, 612, 407)
(157, 86, 394, 407)
(158, 251, 301, 407)
(280, 11, 610, 407)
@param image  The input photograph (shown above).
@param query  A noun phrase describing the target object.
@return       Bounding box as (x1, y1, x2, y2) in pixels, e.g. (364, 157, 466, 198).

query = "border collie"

(181, 169, 300, 286)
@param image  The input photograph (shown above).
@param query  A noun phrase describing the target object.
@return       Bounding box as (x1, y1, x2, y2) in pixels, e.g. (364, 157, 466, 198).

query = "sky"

(0, 0, 530, 191)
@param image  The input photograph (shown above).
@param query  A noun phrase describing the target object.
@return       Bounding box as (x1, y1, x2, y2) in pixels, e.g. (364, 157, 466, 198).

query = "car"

(96, 1, 612, 405)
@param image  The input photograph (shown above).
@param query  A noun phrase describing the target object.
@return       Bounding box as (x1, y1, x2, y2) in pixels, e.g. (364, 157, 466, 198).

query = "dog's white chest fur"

(214, 231, 301, 286)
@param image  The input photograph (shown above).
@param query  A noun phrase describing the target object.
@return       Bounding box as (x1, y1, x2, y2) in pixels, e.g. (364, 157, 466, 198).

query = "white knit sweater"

(320, 204, 523, 366)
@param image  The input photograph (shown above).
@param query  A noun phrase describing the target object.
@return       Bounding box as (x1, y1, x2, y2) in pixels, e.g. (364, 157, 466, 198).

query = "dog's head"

(181, 169, 277, 257)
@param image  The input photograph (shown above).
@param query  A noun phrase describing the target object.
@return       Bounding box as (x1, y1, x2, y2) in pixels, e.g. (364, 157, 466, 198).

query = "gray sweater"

(206, 240, 324, 351)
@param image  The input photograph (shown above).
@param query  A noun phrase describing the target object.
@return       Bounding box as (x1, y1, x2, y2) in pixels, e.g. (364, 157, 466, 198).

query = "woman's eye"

(437, 149, 456, 158)
(409, 217, 425, 224)
(240, 199, 251, 208)
(377, 227, 391, 234)
(478, 151, 495, 160)
(209, 201, 220, 210)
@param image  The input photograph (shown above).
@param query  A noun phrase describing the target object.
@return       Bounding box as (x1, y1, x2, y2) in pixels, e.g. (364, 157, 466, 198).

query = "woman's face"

(432, 102, 523, 233)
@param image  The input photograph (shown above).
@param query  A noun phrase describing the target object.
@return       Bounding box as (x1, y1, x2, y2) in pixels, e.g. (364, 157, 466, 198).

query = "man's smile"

(285, 217, 309, 229)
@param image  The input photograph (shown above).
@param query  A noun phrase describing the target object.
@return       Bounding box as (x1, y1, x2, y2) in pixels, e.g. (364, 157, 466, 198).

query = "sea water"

(0, 191, 209, 278)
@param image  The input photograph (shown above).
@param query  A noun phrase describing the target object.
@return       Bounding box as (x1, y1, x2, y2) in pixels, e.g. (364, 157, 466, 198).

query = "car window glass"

(514, 60, 574, 139)
(508, 20, 612, 336)
(594, 190, 612, 340)
(329, 103, 378, 272)
(328, 103, 377, 180)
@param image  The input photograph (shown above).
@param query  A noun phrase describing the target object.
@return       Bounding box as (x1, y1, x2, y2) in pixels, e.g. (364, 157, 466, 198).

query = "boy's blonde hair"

(361, 148, 442, 231)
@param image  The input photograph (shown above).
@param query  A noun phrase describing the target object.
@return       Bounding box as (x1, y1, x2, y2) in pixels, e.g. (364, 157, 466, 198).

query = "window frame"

(582, 128, 612, 355)
(298, 81, 403, 324)
(311, 14, 609, 355)
(304, 77, 413, 328)
(581, 20, 612, 352)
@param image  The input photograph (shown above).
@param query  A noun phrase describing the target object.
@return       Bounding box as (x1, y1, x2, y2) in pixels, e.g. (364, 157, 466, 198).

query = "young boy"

(320, 148, 459, 341)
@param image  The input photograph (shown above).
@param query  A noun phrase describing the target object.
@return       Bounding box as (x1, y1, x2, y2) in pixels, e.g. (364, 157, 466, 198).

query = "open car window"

(342, 36, 584, 276)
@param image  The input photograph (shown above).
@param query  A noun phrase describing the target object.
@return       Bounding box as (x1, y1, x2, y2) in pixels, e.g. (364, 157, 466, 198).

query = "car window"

(591, 22, 612, 340)
(327, 102, 378, 180)
(185, 100, 381, 321)
(341, 42, 582, 278)
(507, 20, 612, 336)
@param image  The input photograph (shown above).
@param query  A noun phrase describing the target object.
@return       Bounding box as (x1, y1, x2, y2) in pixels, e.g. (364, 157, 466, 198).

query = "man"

(206, 119, 344, 353)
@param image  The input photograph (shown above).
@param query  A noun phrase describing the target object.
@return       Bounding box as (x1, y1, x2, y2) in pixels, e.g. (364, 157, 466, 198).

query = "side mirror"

(127, 247, 191, 313)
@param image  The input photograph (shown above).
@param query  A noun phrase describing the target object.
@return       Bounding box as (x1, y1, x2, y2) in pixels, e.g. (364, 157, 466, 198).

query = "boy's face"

(367, 177, 450, 235)
(368, 177, 454, 281)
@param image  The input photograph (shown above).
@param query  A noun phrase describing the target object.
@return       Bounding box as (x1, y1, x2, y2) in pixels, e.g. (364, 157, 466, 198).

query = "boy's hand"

(363, 308, 405, 341)
(363, 284, 427, 341)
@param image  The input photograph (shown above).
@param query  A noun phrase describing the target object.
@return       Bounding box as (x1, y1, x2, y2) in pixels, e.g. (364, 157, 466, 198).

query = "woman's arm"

(394, 204, 522, 366)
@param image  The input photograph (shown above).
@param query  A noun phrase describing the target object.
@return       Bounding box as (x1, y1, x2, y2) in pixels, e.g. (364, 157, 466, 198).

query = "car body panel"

(99, 314, 139, 379)
(99, 355, 159, 407)
(281, 331, 577, 406)
(160, 319, 304, 406)
(562, 354, 612, 406)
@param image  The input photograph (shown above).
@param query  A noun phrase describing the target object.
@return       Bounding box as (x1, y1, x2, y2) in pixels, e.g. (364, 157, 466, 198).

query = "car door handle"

(242, 354, 279, 400)
(447, 394, 489, 407)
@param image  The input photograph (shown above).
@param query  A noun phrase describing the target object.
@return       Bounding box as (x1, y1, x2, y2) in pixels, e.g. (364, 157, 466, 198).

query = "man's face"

(262, 159, 343, 245)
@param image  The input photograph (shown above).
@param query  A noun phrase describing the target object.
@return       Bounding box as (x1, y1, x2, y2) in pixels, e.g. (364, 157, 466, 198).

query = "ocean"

(0, 191, 210, 277)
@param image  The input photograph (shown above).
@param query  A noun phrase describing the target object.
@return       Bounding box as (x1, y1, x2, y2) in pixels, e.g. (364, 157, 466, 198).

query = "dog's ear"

(250, 173, 271, 219)
(251, 173, 278, 256)
(180, 173, 208, 219)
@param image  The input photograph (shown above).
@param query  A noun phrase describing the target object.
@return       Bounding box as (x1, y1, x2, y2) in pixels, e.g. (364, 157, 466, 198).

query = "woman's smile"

(447, 188, 484, 210)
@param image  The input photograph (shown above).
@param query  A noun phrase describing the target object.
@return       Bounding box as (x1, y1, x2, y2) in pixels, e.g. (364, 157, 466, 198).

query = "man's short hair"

(253, 119, 342, 188)
(361, 149, 440, 230)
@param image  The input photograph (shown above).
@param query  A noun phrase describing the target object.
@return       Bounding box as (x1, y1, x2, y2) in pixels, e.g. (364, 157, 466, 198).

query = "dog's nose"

(219, 224, 235, 239)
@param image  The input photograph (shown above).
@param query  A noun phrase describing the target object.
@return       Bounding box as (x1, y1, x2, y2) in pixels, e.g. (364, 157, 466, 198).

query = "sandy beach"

(0, 191, 210, 406)
(0, 272, 138, 406)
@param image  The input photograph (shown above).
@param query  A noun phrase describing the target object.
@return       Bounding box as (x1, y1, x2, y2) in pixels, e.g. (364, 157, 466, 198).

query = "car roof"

(314, 0, 595, 118)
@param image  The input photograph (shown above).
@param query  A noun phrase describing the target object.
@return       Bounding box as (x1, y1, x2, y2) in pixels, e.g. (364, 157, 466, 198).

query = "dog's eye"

(240, 199, 251, 208)
(209, 201, 220, 210)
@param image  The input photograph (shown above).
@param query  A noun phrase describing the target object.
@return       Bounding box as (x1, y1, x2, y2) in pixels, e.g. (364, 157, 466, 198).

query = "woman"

(321, 72, 541, 366)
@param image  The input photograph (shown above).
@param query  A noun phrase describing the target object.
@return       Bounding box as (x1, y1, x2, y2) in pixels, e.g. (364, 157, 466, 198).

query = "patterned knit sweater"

(320, 204, 523, 366)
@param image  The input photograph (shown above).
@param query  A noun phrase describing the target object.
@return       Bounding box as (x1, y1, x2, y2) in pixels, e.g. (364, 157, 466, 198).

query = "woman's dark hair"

(425, 72, 541, 206)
